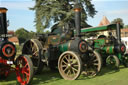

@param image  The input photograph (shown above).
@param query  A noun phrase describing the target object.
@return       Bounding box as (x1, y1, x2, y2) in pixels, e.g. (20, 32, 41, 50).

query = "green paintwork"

(59, 42, 69, 52)
(94, 39, 106, 49)
(81, 24, 117, 33)
(102, 46, 114, 54)
(93, 38, 114, 54)
(117, 53, 122, 61)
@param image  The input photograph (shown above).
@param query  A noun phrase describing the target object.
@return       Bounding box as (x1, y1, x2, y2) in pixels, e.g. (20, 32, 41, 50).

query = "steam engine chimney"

(116, 23, 121, 52)
(74, 0, 81, 37)
(0, 7, 8, 34)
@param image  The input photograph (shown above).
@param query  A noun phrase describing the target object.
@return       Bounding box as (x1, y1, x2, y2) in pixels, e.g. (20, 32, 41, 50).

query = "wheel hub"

(67, 63, 72, 69)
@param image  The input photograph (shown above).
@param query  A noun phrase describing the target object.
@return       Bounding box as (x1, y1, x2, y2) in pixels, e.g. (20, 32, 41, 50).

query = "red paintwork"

(121, 45, 125, 53)
(0, 57, 14, 78)
(2, 44, 15, 57)
(0, 56, 30, 85)
(15, 56, 30, 85)
(0, 57, 7, 64)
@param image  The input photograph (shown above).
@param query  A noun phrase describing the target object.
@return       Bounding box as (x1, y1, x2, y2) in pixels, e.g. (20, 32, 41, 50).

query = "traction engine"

(0, 7, 33, 85)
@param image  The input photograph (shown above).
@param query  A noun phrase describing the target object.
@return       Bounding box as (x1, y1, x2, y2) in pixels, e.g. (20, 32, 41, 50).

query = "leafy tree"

(111, 18, 124, 27)
(31, 0, 97, 33)
(15, 28, 36, 44)
(124, 25, 128, 28)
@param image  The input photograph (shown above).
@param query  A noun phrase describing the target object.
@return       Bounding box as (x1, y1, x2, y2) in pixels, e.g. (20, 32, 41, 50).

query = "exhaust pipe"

(74, 1, 81, 37)
(116, 23, 121, 45)
(0, 7, 8, 34)
(115, 23, 122, 52)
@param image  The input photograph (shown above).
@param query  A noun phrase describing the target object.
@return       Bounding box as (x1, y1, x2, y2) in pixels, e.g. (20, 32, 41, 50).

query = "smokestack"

(0, 7, 8, 34)
(74, 1, 81, 37)
(116, 23, 121, 52)
(116, 23, 121, 44)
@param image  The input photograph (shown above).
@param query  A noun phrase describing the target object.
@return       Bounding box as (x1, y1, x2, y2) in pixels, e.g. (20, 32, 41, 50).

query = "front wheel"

(58, 51, 82, 80)
(15, 55, 34, 85)
(106, 55, 120, 69)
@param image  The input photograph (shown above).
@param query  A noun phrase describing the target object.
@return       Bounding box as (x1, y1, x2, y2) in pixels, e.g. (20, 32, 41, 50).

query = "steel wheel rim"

(58, 51, 82, 80)
(16, 56, 30, 85)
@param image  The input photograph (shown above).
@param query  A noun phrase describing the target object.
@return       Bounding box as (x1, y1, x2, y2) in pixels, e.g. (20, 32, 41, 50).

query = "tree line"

(15, 0, 128, 44)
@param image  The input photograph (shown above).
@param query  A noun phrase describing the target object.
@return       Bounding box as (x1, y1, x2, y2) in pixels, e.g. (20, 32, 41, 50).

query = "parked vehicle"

(22, 1, 128, 80)
(0, 7, 34, 85)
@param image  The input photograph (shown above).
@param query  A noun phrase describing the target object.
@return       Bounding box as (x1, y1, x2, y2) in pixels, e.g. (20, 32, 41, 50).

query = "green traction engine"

(81, 23, 127, 69)
(22, 2, 102, 80)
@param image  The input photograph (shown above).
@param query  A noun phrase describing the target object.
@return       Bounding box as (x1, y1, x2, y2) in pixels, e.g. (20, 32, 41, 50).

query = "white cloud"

(0, 1, 34, 10)
(93, 0, 128, 1)
(105, 9, 128, 15)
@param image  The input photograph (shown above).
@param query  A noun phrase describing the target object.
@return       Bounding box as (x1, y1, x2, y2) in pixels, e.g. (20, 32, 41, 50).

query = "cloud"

(0, 0, 31, 1)
(106, 9, 128, 15)
(0, 1, 34, 10)
(93, 0, 128, 1)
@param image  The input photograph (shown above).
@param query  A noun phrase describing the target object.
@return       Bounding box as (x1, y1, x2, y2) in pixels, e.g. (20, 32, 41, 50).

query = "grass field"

(0, 66, 128, 85)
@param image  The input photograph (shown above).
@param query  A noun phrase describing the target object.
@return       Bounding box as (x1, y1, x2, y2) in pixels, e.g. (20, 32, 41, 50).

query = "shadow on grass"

(98, 65, 127, 76)
(78, 65, 127, 80)
(0, 65, 127, 85)
(0, 73, 19, 85)
(32, 67, 62, 85)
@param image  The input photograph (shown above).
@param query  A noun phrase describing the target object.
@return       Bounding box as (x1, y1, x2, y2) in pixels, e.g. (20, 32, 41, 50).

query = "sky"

(0, 0, 128, 32)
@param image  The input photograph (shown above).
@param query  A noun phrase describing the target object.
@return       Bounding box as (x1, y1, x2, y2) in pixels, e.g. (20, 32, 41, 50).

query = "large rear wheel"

(22, 39, 44, 74)
(15, 55, 34, 85)
(83, 50, 102, 77)
(58, 51, 82, 80)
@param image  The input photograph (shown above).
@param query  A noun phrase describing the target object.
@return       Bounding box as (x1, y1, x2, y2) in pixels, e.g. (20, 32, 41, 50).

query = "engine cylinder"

(59, 38, 88, 53)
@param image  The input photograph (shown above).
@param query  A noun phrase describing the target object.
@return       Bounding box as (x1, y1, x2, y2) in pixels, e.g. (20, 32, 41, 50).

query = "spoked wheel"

(83, 50, 102, 77)
(22, 39, 44, 74)
(15, 55, 34, 85)
(106, 55, 120, 69)
(58, 51, 82, 80)
(123, 54, 128, 67)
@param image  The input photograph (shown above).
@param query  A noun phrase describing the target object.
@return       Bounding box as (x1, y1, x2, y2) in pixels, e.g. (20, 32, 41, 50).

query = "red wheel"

(15, 55, 33, 85)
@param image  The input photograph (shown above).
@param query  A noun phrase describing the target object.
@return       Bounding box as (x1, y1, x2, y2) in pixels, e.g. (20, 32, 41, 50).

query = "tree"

(111, 18, 124, 27)
(15, 28, 36, 44)
(31, 0, 97, 33)
(124, 25, 128, 28)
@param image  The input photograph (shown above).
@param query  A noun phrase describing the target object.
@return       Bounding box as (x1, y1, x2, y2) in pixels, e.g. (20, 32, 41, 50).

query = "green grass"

(0, 66, 128, 85)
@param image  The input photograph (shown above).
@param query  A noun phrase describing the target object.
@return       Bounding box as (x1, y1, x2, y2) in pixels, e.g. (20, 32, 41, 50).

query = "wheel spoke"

(62, 65, 67, 68)
(68, 54, 71, 62)
(64, 55, 69, 62)
(72, 68, 76, 75)
(24, 71, 29, 76)
(62, 60, 67, 65)
(67, 69, 71, 75)
(93, 59, 98, 62)
(24, 63, 28, 68)
(93, 63, 98, 66)
(73, 64, 78, 67)
(71, 67, 78, 72)
(33, 50, 38, 56)
(63, 66, 68, 72)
